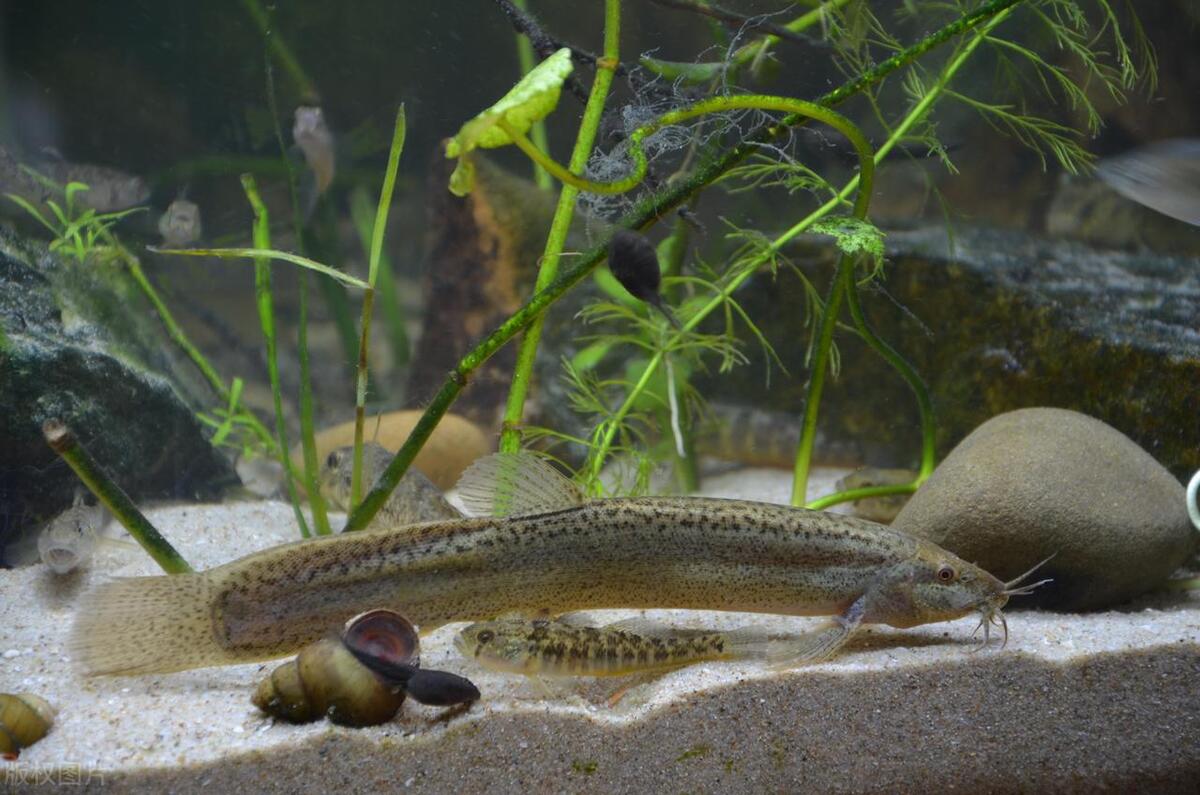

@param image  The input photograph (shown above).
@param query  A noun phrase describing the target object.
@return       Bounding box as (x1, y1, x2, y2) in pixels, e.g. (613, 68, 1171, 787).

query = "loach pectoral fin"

(767, 595, 866, 669)
(456, 452, 586, 518)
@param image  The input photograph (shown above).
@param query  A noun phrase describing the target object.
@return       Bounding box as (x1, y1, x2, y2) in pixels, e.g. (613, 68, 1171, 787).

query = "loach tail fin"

(69, 573, 231, 676)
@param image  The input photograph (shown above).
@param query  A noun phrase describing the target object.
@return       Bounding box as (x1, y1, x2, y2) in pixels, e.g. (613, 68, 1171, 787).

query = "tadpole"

(607, 229, 681, 329)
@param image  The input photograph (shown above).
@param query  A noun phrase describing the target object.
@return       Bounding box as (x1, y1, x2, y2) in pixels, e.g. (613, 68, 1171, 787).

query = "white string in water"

(664, 351, 686, 459)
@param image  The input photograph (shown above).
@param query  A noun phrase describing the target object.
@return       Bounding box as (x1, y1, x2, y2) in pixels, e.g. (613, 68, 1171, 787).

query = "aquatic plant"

(336, 0, 1150, 531)
(133, 0, 1152, 540)
(5, 180, 144, 263)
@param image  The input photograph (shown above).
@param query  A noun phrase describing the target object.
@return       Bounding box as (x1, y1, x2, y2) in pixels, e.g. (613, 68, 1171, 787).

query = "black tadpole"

(346, 646, 480, 707)
(607, 229, 681, 330)
(405, 669, 482, 707)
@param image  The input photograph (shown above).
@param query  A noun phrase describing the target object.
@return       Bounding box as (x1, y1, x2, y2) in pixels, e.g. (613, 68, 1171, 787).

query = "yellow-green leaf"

(446, 47, 573, 159)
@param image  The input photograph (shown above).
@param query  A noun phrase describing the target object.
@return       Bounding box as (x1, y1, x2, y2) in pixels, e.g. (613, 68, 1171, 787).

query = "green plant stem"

(499, 93, 875, 197)
(120, 252, 274, 449)
(512, 0, 553, 190)
(350, 106, 407, 510)
(240, 0, 319, 101)
(297, 271, 331, 535)
(341, 0, 1024, 533)
(800, 6, 1015, 510)
(350, 189, 409, 370)
(241, 174, 311, 538)
(42, 419, 191, 574)
(500, 93, 870, 454)
(790, 258, 854, 505)
(268, 64, 331, 537)
(498, 0, 622, 454)
(587, 99, 875, 489)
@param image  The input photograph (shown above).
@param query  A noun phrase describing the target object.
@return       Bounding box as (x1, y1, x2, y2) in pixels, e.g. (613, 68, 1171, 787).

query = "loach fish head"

(454, 619, 543, 675)
(873, 540, 1008, 630)
(875, 541, 1052, 649)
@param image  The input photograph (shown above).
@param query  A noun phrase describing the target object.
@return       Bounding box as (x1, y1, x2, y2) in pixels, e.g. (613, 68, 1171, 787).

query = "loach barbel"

(70, 453, 1047, 676)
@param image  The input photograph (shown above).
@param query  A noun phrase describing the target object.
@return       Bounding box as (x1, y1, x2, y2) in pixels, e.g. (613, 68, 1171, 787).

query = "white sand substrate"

(2, 467, 1197, 792)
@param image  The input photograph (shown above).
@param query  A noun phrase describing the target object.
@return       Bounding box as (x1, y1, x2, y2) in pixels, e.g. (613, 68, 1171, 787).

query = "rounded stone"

(893, 407, 1196, 611)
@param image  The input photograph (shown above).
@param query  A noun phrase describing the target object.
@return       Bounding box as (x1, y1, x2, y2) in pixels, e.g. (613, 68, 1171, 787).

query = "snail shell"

(252, 610, 419, 727)
(0, 693, 56, 758)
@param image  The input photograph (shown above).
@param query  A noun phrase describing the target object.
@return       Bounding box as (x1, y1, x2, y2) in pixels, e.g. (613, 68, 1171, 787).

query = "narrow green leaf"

(151, 246, 370, 289)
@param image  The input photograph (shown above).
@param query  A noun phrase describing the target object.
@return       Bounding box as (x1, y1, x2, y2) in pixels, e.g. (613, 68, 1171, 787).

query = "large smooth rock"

(0, 229, 235, 552)
(893, 408, 1196, 611)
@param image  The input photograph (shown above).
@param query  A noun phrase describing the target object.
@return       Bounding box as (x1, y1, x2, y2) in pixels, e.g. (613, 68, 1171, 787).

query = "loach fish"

(293, 105, 335, 216)
(70, 452, 1047, 676)
(31, 494, 131, 575)
(0, 144, 149, 214)
(319, 443, 462, 527)
(455, 616, 770, 677)
(157, 197, 202, 247)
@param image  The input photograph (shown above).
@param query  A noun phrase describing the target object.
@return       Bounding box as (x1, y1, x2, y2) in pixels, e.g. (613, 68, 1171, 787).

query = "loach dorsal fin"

(455, 452, 586, 517)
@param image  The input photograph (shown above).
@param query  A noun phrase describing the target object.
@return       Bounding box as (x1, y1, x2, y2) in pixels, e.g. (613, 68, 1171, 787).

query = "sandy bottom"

(2, 468, 1198, 793)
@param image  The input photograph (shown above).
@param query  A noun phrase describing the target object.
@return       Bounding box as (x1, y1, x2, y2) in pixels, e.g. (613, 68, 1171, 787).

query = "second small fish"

(456, 617, 766, 677)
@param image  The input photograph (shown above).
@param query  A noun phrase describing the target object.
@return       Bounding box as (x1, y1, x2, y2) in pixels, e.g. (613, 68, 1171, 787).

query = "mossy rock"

(893, 408, 1196, 611)
(0, 229, 235, 551)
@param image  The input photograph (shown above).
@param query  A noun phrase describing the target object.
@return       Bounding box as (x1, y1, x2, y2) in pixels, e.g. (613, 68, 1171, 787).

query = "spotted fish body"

(456, 618, 752, 677)
(71, 453, 1013, 676)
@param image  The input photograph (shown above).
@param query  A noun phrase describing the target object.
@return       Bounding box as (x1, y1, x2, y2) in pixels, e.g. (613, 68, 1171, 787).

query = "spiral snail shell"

(0, 693, 56, 758)
(253, 610, 418, 727)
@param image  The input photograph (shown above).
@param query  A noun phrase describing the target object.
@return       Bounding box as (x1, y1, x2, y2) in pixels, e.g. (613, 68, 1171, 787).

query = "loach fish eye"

(936, 565, 957, 583)
(326, 451, 340, 469)
(476, 630, 494, 644)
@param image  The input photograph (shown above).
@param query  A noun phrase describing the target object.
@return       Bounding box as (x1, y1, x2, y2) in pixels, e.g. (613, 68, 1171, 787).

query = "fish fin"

(298, 168, 320, 221)
(455, 452, 585, 518)
(69, 573, 234, 675)
(767, 596, 866, 669)
(599, 616, 681, 638)
(719, 626, 776, 659)
(553, 611, 597, 628)
(95, 536, 139, 552)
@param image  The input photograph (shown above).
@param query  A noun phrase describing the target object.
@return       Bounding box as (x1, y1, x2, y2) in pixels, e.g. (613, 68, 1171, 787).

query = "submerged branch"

(43, 420, 191, 574)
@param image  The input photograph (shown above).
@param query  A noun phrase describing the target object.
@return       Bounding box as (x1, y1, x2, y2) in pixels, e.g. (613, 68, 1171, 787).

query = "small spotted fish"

(36, 498, 131, 575)
(157, 197, 202, 247)
(319, 442, 461, 527)
(455, 616, 769, 677)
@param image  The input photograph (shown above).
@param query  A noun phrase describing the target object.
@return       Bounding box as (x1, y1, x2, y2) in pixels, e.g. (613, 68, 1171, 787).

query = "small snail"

(253, 609, 479, 727)
(0, 693, 56, 759)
